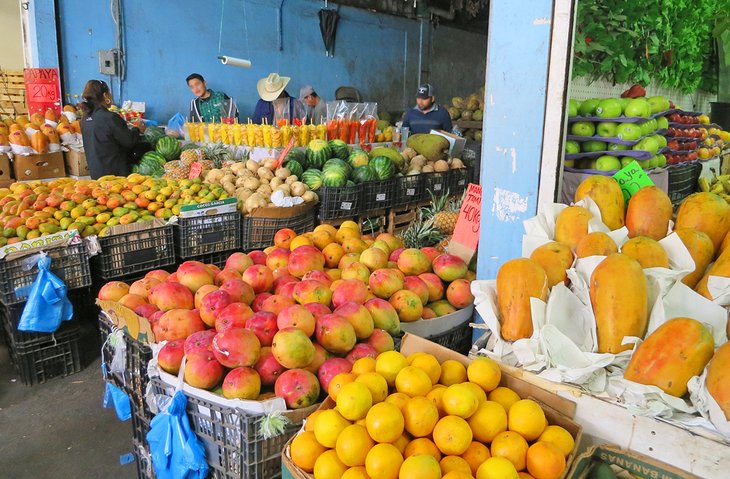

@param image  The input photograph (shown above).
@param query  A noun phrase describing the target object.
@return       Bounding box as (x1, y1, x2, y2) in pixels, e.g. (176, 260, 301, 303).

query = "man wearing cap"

(186, 73, 239, 122)
(402, 84, 453, 134)
(252, 73, 306, 125)
(300, 85, 327, 124)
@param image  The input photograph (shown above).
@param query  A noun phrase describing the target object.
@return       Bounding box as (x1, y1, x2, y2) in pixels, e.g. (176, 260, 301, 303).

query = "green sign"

(612, 160, 655, 203)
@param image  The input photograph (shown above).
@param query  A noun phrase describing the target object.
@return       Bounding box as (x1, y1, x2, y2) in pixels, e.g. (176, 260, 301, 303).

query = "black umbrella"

(318, 8, 340, 57)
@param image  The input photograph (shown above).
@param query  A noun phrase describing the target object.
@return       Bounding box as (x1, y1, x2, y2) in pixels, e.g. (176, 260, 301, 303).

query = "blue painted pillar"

(25, 0, 60, 68)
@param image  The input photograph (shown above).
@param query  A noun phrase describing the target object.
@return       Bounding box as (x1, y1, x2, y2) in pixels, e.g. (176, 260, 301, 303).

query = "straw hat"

(257, 73, 291, 102)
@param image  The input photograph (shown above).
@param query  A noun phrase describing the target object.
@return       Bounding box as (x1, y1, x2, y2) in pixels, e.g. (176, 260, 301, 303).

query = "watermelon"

(301, 169, 323, 191)
(306, 140, 331, 169)
(352, 165, 377, 184)
(348, 150, 369, 168)
(156, 136, 181, 161)
(328, 139, 350, 160)
(285, 148, 307, 167)
(143, 126, 166, 146)
(181, 143, 199, 151)
(142, 151, 167, 167)
(285, 159, 304, 178)
(323, 158, 351, 177)
(370, 156, 395, 180)
(321, 168, 348, 188)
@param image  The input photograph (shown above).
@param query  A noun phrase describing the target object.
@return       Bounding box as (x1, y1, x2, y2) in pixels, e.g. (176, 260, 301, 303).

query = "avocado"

(587, 461, 618, 479)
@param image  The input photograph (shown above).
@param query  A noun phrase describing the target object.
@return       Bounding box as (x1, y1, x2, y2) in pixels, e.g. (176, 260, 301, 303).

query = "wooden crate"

(0, 70, 26, 117)
(388, 204, 418, 235)
(359, 208, 388, 236)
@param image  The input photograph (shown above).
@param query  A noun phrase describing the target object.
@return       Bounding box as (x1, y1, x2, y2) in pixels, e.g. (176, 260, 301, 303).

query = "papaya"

(620, 236, 669, 268)
(0, 132, 7, 146)
(0, 123, 7, 135)
(674, 229, 714, 288)
(56, 122, 73, 136)
(9, 123, 22, 134)
(31, 131, 49, 154)
(70, 119, 81, 134)
(63, 105, 76, 113)
(44, 108, 57, 122)
(590, 254, 648, 353)
(625, 186, 672, 240)
(554, 206, 592, 251)
(707, 342, 730, 420)
(496, 258, 549, 341)
(574, 176, 625, 230)
(624, 317, 714, 397)
(576, 232, 618, 259)
(720, 230, 730, 256)
(29, 113, 44, 128)
(16, 115, 29, 126)
(694, 246, 730, 300)
(529, 241, 574, 288)
(9, 130, 30, 147)
(675, 192, 730, 255)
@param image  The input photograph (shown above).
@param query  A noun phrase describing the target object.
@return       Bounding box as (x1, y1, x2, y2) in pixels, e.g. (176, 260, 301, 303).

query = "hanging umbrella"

(318, 8, 340, 57)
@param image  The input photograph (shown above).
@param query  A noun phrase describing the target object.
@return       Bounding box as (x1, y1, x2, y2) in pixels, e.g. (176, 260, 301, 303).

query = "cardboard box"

(179, 197, 238, 218)
(0, 153, 13, 181)
(430, 129, 467, 158)
(63, 149, 89, 177)
(13, 151, 65, 180)
(567, 445, 700, 479)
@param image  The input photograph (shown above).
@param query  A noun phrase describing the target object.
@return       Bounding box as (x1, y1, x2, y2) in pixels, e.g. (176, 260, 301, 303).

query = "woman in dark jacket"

(79, 79, 146, 179)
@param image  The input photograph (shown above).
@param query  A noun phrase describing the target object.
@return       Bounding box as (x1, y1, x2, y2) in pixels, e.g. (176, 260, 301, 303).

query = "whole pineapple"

(180, 148, 205, 167)
(401, 212, 445, 249)
(426, 190, 462, 235)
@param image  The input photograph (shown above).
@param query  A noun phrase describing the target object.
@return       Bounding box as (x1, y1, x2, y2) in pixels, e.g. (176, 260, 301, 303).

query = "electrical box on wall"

(98, 50, 118, 75)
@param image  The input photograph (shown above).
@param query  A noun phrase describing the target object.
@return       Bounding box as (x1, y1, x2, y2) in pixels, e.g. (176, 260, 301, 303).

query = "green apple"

(652, 135, 667, 148)
(615, 123, 642, 140)
(624, 98, 650, 118)
(595, 155, 622, 171)
(644, 156, 659, 169)
(655, 153, 667, 167)
(596, 99, 623, 118)
(646, 118, 658, 131)
(596, 122, 618, 138)
(633, 137, 659, 154)
(568, 99, 580, 117)
(647, 96, 670, 114)
(656, 116, 669, 129)
(618, 98, 631, 111)
(608, 143, 629, 151)
(565, 140, 580, 154)
(564, 159, 576, 168)
(578, 98, 601, 116)
(571, 121, 596, 136)
(638, 120, 655, 136)
(620, 157, 635, 168)
(582, 140, 608, 153)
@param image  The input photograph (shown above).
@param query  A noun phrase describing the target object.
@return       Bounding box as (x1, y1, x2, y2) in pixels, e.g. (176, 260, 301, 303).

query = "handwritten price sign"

(612, 160, 654, 203)
(24, 68, 62, 116)
(450, 184, 482, 263)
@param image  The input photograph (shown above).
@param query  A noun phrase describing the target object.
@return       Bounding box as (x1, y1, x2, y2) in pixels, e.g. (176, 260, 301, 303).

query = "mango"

(620, 236, 669, 268)
(112, 207, 129, 218)
(496, 258, 549, 341)
(554, 206, 592, 251)
(675, 192, 730, 255)
(576, 232, 618, 258)
(675, 229, 714, 288)
(624, 317, 714, 397)
(406, 133, 450, 161)
(707, 342, 730, 420)
(590, 254, 648, 353)
(529, 241, 574, 288)
(38, 223, 59, 234)
(574, 176, 625, 230)
(626, 186, 672, 240)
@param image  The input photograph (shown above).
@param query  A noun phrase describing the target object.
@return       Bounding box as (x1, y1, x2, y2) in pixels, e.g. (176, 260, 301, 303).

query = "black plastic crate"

(92, 224, 175, 281)
(423, 171, 449, 196)
(242, 207, 317, 251)
(361, 179, 397, 212)
(449, 167, 472, 195)
(1, 303, 80, 348)
(318, 184, 362, 220)
(393, 322, 473, 356)
(132, 438, 155, 479)
(396, 174, 425, 206)
(174, 212, 242, 259)
(179, 249, 236, 269)
(667, 162, 702, 205)
(0, 240, 91, 306)
(131, 400, 153, 446)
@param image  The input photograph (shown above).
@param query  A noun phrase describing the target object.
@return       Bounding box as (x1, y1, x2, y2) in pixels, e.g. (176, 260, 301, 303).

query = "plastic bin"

(396, 174, 425, 206)
(174, 212, 242, 259)
(423, 171, 449, 196)
(449, 167, 471, 195)
(0, 240, 91, 305)
(667, 162, 702, 205)
(92, 224, 175, 280)
(179, 249, 237, 269)
(132, 438, 155, 479)
(241, 207, 317, 251)
(318, 184, 362, 220)
(361, 179, 397, 212)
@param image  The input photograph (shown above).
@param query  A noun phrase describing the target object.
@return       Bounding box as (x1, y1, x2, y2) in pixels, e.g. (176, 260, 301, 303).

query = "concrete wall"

(57, 0, 486, 121)
(0, 1, 24, 70)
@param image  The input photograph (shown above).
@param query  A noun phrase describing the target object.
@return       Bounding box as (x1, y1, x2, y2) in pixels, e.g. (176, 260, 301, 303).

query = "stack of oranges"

(289, 352, 576, 479)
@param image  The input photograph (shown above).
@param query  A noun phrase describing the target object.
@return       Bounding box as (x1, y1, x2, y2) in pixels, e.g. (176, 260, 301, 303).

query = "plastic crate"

(92, 224, 175, 281)
(179, 249, 236, 269)
(393, 321, 472, 355)
(318, 184, 362, 220)
(174, 212, 242, 259)
(449, 167, 471, 195)
(667, 162, 702, 205)
(0, 240, 91, 306)
(423, 171, 449, 196)
(396, 174, 425, 206)
(150, 378, 315, 479)
(361, 179, 397, 212)
(132, 438, 155, 479)
(242, 208, 317, 251)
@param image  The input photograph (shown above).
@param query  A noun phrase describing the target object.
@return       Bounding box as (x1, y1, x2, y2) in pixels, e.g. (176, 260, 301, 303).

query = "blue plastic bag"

(18, 253, 73, 333)
(102, 364, 132, 421)
(166, 112, 186, 137)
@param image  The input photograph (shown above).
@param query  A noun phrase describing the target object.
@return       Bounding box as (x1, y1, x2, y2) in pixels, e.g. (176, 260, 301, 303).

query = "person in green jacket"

(187, 73, 238, 122)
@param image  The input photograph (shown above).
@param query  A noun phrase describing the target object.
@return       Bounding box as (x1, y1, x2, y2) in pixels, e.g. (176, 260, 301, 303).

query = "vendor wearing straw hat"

(252, 73, 306, 125)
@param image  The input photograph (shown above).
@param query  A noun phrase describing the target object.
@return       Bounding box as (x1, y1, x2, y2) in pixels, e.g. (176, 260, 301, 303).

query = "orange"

(433, 416, 472, 456)
(468, 401, 508, 443)
(461, 441, 491, 475)
(488, 387, 522, 412)
(464, 382, 488, 405)
(409, 353, 442, 384)
(314, 409, 351, 448)
(439, 360, 468, 386)
(440, 456, 473, 476)
(376, 351, 409, 387)
(490, 431, 529, 471)
(526, 442, 566, 479)
(290, 431, 327, 472)
(406, 352, 426, 364)
(443, 472, 474, 479)
(329, 372, 358, 400)
(290, 235, 313, 250)
(366, 402, 405, 443)
(336, 424, 375, 467)
(477, 457, 519, 479)
(392, 433, 411, 455)
(314, 449, 349, 479)
(400, 454, 442, 479)
(337, 382, 373, 421)
(365, 443, 403, 479)
(442, 384, 480, 419)
(403, 396, 439, 437)
(404, 437, 442, 462)
(395, 366, 433, 397)
(305, 409, 324, 432)
(508, 400, 547, 441)
(323, 242, 346, 268)
(426, 385, 447, 415)
(385, 392, 411, 412)
(342, 466, 371, 479)
(352, 357, 377, 375)
(356, 372, 389, 403)
(517, 473, 536, 479)
(468, 357, 501, 393)
(537, 425, 574, 457)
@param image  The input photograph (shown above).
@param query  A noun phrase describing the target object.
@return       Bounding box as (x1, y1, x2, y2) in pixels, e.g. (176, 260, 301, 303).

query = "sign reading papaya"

(24, 68, 62, 116)
(449, 183, 482, 263)
(613, 160, 654, 203)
